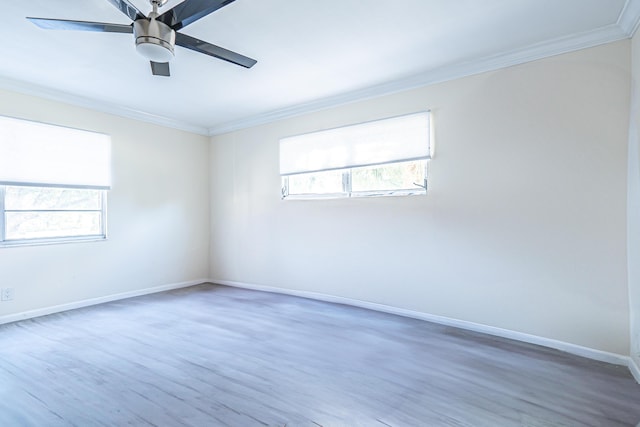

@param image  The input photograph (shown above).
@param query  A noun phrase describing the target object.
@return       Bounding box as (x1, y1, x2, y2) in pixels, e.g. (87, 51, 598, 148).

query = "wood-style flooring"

(0, 283, 639, 426)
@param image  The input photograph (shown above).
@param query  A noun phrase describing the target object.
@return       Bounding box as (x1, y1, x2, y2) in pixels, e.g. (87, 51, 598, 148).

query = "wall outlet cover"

(1, 288, 14, 301)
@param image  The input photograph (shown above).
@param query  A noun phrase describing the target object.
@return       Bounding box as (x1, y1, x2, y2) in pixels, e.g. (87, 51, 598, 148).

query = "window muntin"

(1, 185, 106, 244)
(280, 112, 431, 199)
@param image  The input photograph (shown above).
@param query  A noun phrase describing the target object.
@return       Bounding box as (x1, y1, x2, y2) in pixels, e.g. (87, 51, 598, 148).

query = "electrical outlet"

(1, 288, 14, 301)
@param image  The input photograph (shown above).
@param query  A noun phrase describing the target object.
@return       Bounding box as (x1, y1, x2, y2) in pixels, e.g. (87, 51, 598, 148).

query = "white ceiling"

(1, 0, 639, 135)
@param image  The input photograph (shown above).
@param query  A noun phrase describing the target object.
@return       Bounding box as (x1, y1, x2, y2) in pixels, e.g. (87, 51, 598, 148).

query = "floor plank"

(0, 283, 639, 426)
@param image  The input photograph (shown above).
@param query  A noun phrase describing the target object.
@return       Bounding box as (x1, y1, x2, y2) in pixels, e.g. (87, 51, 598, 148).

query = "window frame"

(0, 184, 108, 247)
(281, 159, 429, 200)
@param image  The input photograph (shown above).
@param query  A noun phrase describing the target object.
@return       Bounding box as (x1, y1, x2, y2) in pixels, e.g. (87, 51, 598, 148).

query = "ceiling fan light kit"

(27, 0, 256, 77)
(134, 18, 175, 63)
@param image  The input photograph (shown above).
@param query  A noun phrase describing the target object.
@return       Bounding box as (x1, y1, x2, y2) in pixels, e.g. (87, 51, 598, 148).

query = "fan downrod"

(151, 0, 169, 8)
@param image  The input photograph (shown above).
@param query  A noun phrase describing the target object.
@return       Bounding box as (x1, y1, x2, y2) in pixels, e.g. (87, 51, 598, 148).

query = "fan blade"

(150, 61, 171, 76)
(157, 0, 235, 30)
(27, 17, 133, 33)
(104, 0, 145, 21)
(175, 32, 256, 68)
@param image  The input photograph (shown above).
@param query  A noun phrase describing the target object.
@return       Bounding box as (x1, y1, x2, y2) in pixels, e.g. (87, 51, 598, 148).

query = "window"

(0, 116, 111, 246)
(280, 112, 431, 199)
(1, 186, 106, 242)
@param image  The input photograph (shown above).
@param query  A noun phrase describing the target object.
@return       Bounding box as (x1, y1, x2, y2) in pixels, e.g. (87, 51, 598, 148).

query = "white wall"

(630, 34, 640, 368)
(210, 40, 631, 355)
(0, 89, 210, 317)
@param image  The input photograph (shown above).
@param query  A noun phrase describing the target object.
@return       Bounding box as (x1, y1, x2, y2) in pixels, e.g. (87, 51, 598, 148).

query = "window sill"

(282, 189, 426, 200)
(0, 235, 107, 248)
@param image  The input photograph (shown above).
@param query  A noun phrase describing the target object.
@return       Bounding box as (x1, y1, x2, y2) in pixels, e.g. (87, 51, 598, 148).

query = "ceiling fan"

(26, 0, 257, 77)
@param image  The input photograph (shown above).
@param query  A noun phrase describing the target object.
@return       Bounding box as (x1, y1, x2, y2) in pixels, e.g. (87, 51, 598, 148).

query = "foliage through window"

(283, 160, 427, 198)
(280, 112, 431, 199)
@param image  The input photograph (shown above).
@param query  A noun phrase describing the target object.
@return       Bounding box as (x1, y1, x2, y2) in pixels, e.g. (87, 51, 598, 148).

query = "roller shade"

(280, 112, 430, 176)
(0, 116, 111, 189)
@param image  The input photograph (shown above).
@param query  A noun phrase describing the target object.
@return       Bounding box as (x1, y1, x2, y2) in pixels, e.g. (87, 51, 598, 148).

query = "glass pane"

(5, 186, 102, 210)
(351, 160, 426, 192)
(5, 212, 102, 240)
(287, 169, 344, 195)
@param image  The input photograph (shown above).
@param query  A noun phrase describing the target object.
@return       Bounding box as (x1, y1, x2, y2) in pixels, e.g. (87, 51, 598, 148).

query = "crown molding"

(4, 2, 640, 138)
(618, 0, 640, 36)
(0, 77, 209, 136)
(208, 24, 630, 136)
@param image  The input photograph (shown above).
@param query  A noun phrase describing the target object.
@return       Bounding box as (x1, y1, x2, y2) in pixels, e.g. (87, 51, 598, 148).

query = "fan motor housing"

(133, 17, 175, 63)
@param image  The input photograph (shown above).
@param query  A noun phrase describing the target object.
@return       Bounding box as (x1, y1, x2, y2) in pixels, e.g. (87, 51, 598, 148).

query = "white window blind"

(279, 112, 430, 176)
(0, 116, 111, 189)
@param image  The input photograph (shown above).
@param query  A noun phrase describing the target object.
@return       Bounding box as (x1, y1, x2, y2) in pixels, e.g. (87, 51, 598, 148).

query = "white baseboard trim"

(630, 357, 640, 383)
(3, 278, 637, 384)
(0, 278, 208, 325)
(212, 279, 632, 370)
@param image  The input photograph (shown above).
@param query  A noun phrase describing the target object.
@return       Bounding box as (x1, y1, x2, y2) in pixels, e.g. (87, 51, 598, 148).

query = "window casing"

(280, 112, 431, 199)
(0, 185, 107, 245)
(0, 115, 111, 246)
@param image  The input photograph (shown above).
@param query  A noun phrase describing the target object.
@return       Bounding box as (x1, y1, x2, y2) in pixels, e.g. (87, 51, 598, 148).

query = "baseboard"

(630, 357, 640, 384)
(3, 277, 637, 383)
(0, 278, 208, 325)
(212, 279, 631, 369)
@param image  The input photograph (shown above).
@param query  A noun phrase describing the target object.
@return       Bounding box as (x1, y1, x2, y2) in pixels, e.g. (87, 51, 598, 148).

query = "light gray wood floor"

(0, 283, 639, 426)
